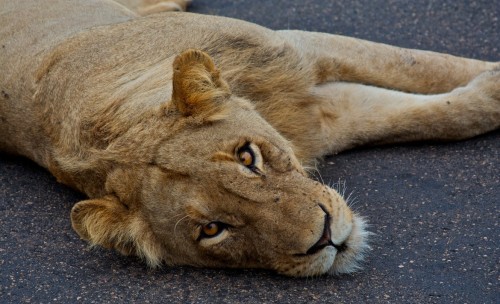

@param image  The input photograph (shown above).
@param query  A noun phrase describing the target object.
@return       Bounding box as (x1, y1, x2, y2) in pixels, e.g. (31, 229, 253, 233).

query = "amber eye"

(237, 146, 255, 167)
(202, 222, 221, 237)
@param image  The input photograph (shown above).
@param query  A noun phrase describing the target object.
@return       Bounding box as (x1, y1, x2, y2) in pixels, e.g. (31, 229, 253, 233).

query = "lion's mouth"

(297, 205, 348, 256)
(282, 206, 367, 276)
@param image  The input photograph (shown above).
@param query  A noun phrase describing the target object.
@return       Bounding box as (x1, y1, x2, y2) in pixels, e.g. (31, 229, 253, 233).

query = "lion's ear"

(171, 49, 231, 119)
(71, 195, 164, 266)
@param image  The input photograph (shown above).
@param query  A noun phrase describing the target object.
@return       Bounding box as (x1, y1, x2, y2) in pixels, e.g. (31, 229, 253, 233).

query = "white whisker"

(173, 214, 191, 236)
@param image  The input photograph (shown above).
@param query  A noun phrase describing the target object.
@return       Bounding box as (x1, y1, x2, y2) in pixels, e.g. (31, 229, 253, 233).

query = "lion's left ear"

(71, 195, 164, 266)
(171, 49, 231, 119)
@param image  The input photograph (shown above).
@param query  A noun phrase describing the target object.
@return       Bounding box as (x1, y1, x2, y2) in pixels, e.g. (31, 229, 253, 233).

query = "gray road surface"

(1, 0, 499, 303)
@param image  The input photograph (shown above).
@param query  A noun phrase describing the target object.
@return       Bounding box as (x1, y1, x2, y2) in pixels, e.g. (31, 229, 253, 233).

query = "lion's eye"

(237, 148, 255, 167)
(201, 222, 224, 238)
(235, 143, 264, 176)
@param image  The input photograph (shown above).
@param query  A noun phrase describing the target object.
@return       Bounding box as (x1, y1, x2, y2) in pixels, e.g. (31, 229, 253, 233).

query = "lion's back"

(0, 0, 135, 160)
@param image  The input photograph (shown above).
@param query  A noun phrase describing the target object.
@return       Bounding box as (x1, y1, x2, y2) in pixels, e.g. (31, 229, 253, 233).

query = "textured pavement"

(1, 0, 499, 303)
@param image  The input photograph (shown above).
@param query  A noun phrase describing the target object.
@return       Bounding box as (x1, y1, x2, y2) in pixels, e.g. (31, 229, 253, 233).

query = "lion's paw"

(138, 0, 192, 15)
(459, 69, 500, 132)
(467, 68, 500, 102)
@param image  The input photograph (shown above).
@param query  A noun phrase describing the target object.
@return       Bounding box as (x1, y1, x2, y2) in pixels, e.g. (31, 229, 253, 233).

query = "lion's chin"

(327, 215, 371, 275)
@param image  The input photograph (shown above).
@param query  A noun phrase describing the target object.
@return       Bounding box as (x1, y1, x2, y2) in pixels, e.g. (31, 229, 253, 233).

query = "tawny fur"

(116, 0, 191, 14)
(0, 0, 498, 277)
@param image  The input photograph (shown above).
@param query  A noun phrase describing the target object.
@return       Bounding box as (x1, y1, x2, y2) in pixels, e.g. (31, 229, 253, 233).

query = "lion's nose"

(305, 204, 347, 255)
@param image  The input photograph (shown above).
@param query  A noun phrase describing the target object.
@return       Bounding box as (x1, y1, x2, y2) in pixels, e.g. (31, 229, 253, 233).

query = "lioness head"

(71, 50, 369, 277)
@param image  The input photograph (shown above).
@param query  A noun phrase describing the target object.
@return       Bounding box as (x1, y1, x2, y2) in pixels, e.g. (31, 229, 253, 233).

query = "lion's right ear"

(170, 49, 231, 119)
(71, 195, 164, 266)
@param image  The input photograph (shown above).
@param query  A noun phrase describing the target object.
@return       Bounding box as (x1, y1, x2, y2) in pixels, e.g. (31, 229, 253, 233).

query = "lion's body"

(1, 0, 499, 276)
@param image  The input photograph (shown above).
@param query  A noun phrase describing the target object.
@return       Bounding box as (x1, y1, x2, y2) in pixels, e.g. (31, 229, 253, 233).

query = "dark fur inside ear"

(171, 49, 231, 119)
(71, 195, 164, 266)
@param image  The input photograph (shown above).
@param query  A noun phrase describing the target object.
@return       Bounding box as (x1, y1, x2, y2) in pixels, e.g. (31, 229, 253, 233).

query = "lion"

(0, 0, 498, 277)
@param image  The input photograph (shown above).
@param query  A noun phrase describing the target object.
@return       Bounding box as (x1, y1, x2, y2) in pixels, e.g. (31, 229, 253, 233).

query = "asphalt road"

(1, 0, 499, 303)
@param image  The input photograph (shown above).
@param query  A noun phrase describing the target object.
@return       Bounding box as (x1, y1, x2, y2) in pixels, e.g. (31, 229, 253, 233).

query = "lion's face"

(142, 103, 368, 276)
(71, 50, 368, 277)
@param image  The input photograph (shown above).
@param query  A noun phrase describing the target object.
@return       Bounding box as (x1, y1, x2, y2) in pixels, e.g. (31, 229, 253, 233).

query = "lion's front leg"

(115, 0, 191, 15)
(278, 30, 497, 94)
(304, 69, 500, 157)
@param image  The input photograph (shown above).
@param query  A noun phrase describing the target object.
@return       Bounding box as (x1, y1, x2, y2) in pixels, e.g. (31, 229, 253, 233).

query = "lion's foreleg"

(308, 69, 500, 155)
(278, 30, 497, 94)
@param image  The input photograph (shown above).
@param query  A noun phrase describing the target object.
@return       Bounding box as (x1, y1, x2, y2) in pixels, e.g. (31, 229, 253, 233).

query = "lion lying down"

(1, 0, 499, 277)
